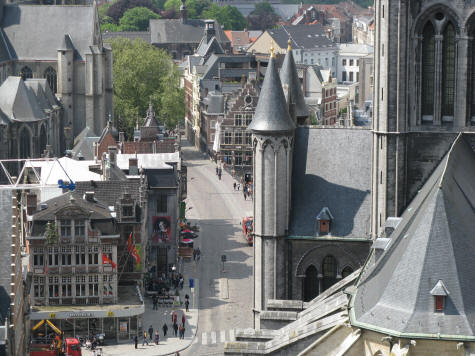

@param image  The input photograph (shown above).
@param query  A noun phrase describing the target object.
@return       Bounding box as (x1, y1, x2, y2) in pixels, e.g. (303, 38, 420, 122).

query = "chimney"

(26, 193, 37, 215)
(108, 146, 117, 167)
(204, 20, 216, 44)
(129, 158, 138, 175)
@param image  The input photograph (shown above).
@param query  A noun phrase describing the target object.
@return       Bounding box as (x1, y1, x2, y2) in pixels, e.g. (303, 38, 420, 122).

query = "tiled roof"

(75, 180, 142, 206)
(268, 24, 336, 51)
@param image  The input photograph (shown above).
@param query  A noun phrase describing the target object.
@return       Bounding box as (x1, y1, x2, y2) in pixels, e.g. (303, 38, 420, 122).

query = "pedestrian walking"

(154, 330, 159, 345)
(233, 182, 236, 190)
(193, 249, 197, 261)
(173, 322, 178, 337)
(216, 166, 218, 175)
(182, 314, 185, 325)
(179, 276, 184, 289)
(134, 335, 138, 349)
(142, 331, 149, 346)
(152, 295, 158, 310)
(172, 311, 177, 324)
(237, 183, 240, 191)
(148, 325, 154, 341)
(162, 323, 168, 337)
(196, 248, 201, 261)
(243, 190, 246, 200)
(185, 299, 190, 312)
(180, 324, 186, 339)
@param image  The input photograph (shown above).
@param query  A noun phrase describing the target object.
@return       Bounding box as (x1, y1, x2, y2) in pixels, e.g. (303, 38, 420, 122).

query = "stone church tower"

(372, 0, 475, 237)
(248, 50, 295, 328)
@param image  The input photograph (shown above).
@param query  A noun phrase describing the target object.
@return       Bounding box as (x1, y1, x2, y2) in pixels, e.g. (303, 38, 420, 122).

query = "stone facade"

(372, 0, 475, 237)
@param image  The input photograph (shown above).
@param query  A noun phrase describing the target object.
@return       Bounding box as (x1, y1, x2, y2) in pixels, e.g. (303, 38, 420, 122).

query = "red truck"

(30, 319, 81, 356)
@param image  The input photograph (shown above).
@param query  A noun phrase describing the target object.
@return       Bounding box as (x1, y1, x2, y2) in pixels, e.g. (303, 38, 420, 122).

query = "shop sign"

(49, 313, 56, 319)
(107, 311, 114, 317)
(67, 312, 94, 318)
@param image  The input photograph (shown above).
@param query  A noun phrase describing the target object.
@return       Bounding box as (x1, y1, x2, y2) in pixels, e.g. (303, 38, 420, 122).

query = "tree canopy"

(119, 7, 160, 31)
(247, 2, 279, 30)
(106, 0, 159, 24)
(202, 4, 247, 30)
(110, 38, 184, 138)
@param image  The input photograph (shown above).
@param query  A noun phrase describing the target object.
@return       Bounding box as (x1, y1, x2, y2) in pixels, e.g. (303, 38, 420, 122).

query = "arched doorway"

(322, 255, 337, 291)
(303, 265, 318, 302)
(39, 125, 47, 155)
(19, 127, 31, 158)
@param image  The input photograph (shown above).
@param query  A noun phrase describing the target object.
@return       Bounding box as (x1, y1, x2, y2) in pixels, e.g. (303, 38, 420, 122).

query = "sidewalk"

(87, 259, 199, 356)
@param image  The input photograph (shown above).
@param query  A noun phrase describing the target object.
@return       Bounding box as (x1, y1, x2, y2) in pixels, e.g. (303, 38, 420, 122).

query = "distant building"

(224, 30, 262, 54)
(352, 16, 374, 46)
(247, 25, 338, 75)
(0, 2, 113, 140)
(337, 43, 373, 84)
(357, 54, 373, 110)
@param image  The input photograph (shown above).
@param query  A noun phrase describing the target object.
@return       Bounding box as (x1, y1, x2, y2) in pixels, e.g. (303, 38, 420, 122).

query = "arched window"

(44, 67, 57, 94)
(20, 66, 33, 81)
(322, 255, 337, 291)
(441, 23, 456, 120)
(39, 125, 47, 155)
(342, 266, 354, 279)
(303, 265, 318, 302)
(19, 127, 31, 159)
(421, 22, 435, 121)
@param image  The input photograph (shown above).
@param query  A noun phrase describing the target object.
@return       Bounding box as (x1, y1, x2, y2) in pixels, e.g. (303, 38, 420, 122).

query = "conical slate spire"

(247, 52, 295, 134)
(280, 39, 309, 121)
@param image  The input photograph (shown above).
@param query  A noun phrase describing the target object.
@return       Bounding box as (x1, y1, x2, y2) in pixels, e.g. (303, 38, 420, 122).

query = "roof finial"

(270, 41, 275, 58)
(287, 38, 292, 52)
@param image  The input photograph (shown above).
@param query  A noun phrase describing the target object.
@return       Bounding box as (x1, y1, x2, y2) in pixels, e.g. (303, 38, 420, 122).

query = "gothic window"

(322, 255, 337, 291)
(20, 66, 32, 81)
(39, 125, 47, 155)
(303, 265, 318, 302)
(442, 23, 455, 120)
(44, 67, 57, 93)
(421, 22, 435, 120)
(342, 266, 353, 278)
(19, 127, 31, 159)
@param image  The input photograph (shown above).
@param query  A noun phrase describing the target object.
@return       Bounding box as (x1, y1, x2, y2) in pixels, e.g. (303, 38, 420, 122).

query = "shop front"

(30, 304, 144, 341)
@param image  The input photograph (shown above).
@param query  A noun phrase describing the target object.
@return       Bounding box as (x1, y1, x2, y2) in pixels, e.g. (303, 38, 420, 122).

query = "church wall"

(289, 240, 369, 300)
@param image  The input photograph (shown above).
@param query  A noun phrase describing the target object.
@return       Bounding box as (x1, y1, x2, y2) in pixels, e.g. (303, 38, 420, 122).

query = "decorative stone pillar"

(433, 34, 444, 125)
(455, 35, 470, 127)
(317, 273, 323, 295)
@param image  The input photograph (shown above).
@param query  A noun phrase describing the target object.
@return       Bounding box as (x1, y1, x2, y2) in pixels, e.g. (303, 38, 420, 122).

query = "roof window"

(430, 280, 449, 312)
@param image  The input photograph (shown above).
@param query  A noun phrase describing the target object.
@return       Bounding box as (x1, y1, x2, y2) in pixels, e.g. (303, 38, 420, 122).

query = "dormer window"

(316, 207, 334, 236)
(122, 205, 134, 217)
(430, 280, 449, 312)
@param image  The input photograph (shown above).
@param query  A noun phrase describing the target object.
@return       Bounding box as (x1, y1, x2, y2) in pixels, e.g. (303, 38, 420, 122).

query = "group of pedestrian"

(243, 183, 252, 200)
(133, 316, 186, 349)
(172, 274, 184, 289)
(216, 166, 222, 180)
(233, 182, 241, 191)
(192, 248, 201, 261)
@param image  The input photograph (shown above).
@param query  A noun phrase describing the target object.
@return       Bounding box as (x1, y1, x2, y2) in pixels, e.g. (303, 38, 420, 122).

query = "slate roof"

(75, 180, 142, 206)
(289, 127, 371, 238)
(24, 79, 58, 112)
(268, 25, 336, 51)
(72, 126, 99, 160)
(0, 190, 12, 322)
(280, 48, 309, 120)
(2, 4, 97, 61)
(203, 91, 224, 114)
(0, 76, 46, 122)
(102, 31, 151, 43)
(196, 36, 224, 57)
(351, 134, 475, 340)
(247, 55, 294, 134)
(149, 19, 229, 45)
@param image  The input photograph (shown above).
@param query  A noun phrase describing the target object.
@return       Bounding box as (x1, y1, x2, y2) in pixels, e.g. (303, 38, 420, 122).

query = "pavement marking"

(229, 328, 235, 341)
(220, 330, 226, 343)
(218, 278, 229, 299)
(202, 332, 208, 345)
(210, 331, 217, 344)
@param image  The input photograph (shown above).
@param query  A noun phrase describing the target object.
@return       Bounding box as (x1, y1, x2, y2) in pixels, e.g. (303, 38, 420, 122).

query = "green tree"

(119, 7, 160, 31)
(202, 4, 247, 30)
(164, 0, 211, 18)
(247, 2, 279, 30)
(110, 38, 184, 138)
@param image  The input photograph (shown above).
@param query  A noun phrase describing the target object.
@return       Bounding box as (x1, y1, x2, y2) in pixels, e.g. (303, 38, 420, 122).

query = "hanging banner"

(134, 245, 142, 272)
(152, 216, 171, 242)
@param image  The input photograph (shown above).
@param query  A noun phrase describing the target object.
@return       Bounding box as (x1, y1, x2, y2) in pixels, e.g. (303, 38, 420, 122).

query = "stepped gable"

(351, 134, 475, 340)
(247, 53, 295, 134)
(280, 40, 309, 121)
